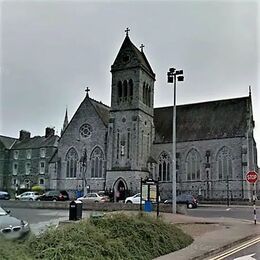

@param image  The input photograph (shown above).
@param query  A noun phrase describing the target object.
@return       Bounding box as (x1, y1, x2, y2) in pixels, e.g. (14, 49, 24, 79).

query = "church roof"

(0, 135, 17, 149)
(111, 35, 155, 79)
(12, 135, 59, 149)
(154, 96, 250, 143)
(89, 98, 110, 127)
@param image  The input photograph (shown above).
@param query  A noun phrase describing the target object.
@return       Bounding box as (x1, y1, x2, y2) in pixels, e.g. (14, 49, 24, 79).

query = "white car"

(125, 193, 145, 204)
(0, 207, 30, 239)
(77, 193, 109, 203)
(15, 191, 40, 201)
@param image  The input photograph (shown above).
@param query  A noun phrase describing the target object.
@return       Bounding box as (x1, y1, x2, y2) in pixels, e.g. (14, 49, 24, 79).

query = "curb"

(191, 234, 260, 260)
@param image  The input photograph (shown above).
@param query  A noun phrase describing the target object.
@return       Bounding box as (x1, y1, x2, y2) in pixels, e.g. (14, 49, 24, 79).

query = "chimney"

(19, 130, 31, 141)
(45, 127, 55, 138)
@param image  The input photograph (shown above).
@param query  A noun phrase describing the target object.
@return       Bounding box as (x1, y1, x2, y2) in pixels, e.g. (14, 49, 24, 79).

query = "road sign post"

(246, 171, 258, 225)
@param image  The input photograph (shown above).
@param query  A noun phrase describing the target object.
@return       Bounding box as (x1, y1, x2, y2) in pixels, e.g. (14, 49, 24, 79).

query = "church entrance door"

(114, 179, 127, 202)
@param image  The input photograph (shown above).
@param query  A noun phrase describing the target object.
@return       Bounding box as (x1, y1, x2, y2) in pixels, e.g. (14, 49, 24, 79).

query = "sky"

(0, 0, 259, 164)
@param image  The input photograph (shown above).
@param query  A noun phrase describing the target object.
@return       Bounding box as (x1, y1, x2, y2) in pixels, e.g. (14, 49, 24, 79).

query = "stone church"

(49, 33, 258, 201)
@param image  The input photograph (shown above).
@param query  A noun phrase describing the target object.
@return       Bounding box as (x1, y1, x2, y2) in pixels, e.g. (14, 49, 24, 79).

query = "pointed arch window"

(143, 82, 146, 104)
(118, 81, 122, 100)
(66, 148, 78, 178)
(129, 79, 133, 98)
(158, 152, 171, 182)
(90, 147, 104, 178)
(186, 149, 201, 181)
(217, 147, 233, 180)
(123, 80, 128, 99)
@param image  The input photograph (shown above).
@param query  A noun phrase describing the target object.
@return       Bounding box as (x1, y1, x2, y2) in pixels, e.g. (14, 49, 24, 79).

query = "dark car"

(37, 190, 69, 201)
(164, 194, 198, 208)
(0, 191, 10, 200)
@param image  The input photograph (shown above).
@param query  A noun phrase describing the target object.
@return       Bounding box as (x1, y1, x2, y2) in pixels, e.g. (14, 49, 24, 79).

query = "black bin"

(69, 200, 83, 221)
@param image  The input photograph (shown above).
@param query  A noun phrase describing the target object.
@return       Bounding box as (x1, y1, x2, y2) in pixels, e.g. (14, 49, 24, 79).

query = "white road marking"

(209, 237, 260, 260)
(233, 253, 256, 260)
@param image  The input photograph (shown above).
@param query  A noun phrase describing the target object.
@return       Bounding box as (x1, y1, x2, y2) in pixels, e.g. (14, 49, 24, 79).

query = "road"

(208, 236, 260, 260)
(187, 205, 260, 222)
(5, 207, 92, 235)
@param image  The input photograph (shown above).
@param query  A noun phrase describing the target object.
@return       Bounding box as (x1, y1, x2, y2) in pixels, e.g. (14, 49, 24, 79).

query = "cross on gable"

(140, 44, 145, 52)
(125, 27, 130, 36)
(85, 87, 90, 97)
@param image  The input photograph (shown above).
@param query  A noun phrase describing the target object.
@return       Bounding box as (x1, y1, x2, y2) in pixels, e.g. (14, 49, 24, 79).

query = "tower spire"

(61, 107, 69, 135)
(249, 85, 251, 97)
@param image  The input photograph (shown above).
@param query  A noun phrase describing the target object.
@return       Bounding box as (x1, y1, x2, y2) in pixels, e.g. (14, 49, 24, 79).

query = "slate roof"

(90, 98, 110, 127)
(0, 135, 17, 149)
(154, 96, 250, 143)
(12, 135, 59, 149)
(111, 35, 155, 78)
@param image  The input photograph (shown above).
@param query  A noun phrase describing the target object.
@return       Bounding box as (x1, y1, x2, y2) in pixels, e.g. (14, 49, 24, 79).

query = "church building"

(48, 32, 258, 201)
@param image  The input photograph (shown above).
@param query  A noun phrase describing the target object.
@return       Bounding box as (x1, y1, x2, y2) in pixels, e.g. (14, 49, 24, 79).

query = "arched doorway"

(113, 178, 127, 202)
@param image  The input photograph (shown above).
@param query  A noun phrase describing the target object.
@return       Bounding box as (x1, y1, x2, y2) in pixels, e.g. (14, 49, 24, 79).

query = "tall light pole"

(167, 68, 184, 213)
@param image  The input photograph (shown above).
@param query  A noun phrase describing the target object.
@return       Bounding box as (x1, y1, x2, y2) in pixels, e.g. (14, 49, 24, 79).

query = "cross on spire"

(140, 44, 145, 52)
(85, 87, 90, 97)
(125, 27, 130, 36)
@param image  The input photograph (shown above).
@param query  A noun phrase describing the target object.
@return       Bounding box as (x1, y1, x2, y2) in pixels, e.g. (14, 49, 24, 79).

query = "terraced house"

(1, 33, 258, 200)
(0, 128, 58, 192)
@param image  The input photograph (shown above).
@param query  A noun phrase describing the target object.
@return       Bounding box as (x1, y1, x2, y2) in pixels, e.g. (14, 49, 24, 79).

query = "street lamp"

(167, 67, 184, 214)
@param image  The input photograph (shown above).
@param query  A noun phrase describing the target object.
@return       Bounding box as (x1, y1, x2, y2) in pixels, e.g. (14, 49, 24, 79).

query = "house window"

(40, 161, 45, 174)
(90, 147, 104, 178)
(39, 178, 44, 185)
(13, 178, 17, 185)
(217, 146, 233, 180)
(186, 149, 201, 181)
(13, 163, 18, 175)
(13, 150, 19, 160)
(26, 149, 32, 159)
(40, 148, 46, 158)
(158, 152, 171, 181)
(25, 162, 31, 175)
(66, 147, 78, 178)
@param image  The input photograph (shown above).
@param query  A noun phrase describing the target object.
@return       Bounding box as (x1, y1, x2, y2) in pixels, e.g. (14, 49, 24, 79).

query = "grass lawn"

(0, 213, 193, 260)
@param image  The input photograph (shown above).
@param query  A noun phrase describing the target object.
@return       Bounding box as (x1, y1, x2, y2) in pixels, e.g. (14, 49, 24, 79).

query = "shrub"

(0, 213, 193, 260)
(31, 185, 44, 193)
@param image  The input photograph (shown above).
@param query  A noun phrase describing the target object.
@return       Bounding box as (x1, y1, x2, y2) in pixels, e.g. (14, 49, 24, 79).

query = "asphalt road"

(187, 205, 260, 222)
(6, 207, 69, 224)
(208, 236, 260, 260)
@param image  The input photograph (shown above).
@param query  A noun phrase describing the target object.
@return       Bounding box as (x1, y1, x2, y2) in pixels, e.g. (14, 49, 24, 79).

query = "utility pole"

(167, 68, 184, 214)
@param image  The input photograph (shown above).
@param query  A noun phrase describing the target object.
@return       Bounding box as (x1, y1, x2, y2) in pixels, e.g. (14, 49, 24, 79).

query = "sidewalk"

(154, 213, 260, 260)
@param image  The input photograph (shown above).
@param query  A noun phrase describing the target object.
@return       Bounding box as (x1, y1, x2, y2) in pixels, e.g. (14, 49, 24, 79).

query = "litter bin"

(144, 200, 152, 212)
(69, 200, 83, 221)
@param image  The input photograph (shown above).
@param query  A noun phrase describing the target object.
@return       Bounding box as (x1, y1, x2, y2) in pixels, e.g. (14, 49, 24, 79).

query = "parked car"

(125, 193, 145, 204)
(15, 191, 40, 201)
(77, 192, 109, 203)
(0, 191, 10, 200)
(0, 206, 30, 239)
(37, 190, 69, 201)
(164, 194, 198, 208)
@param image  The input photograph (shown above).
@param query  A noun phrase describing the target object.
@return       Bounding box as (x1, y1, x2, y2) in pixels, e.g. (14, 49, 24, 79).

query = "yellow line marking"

(209, 236, 260, 260)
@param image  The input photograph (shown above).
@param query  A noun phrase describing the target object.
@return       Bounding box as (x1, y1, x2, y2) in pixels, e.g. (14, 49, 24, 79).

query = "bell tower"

(106, 29, 156, 192)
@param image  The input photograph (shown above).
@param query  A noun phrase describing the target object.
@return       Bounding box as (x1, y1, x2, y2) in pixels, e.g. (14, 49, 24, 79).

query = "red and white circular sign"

(246, 171, 258, 184)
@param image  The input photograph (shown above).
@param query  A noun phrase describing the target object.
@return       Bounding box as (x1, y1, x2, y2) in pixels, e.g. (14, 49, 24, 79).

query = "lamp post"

(167, 68, 184, 214)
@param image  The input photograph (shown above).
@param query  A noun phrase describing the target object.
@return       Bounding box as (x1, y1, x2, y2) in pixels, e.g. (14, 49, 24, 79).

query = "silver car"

(15, 191, 40, 201)
(0, 207, 30, 239)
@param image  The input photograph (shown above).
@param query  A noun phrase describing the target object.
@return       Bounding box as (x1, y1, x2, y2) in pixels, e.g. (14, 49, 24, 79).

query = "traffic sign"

(246, 171, 258, 184)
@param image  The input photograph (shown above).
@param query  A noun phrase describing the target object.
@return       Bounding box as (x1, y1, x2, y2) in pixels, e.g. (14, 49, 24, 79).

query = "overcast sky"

(1, 0, 259, 164)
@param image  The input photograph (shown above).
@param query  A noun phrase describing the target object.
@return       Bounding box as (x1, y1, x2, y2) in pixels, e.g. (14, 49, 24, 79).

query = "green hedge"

(0, 213, 193, 260)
